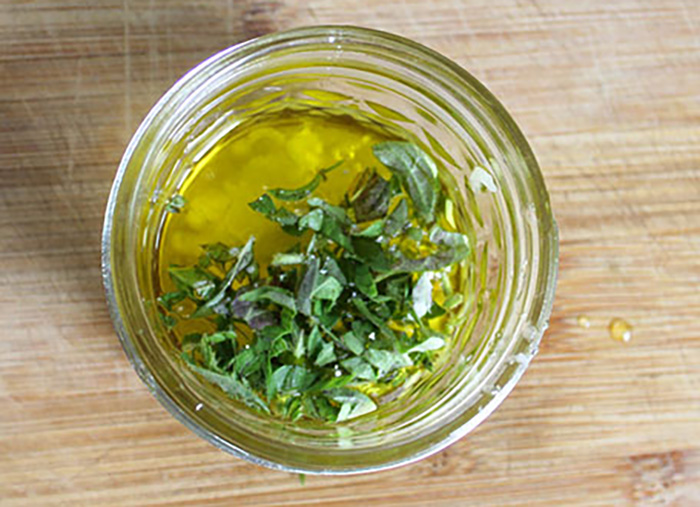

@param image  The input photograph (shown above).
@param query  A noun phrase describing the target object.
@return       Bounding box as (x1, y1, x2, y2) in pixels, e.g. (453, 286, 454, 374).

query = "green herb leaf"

(351, 237, 392, 272)
(267, 365, 292, 399)
(230, 296, 277, 330)
(297, 257, 320, 316)
(407, 336, 446, 354)
(165, 194, 186, 214)
(308, 197, 350, 225)
(354, 263, 378, 299)
(249, 193, 276, 215)
(341, 356, 375, 381)
(299, 208, 324, 231)
(271, 252, 306, 266)
(159, 312, 177, 329)
(312, 276, 343, 303)
(306, 325, 322, 356)
(307, 202, 354, 252)
(326, 388, 377, 422)
(372, 141, 438, 223)
(354, 220, 384, 238)
(443, 293, 463, 310)
(200, 243, 238, 266)
(268, 161, 343, 201)
(187, 363, 270, 414)
(323, 257, 347, 286)
(412, 272, 433, 319)
(426, 302, 447, 319)
(157, 290, 186, 311)
(352, 299, 396, 340)
(314, 340, 337, 367)
(392, 227, 469, 273)
(341, 331, 365, 355)
(406, 227, 423, 242)
(249, 194, 300, 232)
(206, 236, 255, 308)
(383, 199, 408, 236)
(349, 169, 391, 222)
(285, 366, 317, 394)
(239, 286, 297, 312)
(365, 348, 412, 377)
(168, 267, 217, 300)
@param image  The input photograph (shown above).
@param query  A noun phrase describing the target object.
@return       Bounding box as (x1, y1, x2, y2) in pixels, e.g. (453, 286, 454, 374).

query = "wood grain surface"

(1, 1, 699, 505)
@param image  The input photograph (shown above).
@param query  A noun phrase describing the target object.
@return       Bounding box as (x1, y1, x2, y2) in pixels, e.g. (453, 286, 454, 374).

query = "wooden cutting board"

(1, 1, 699, 505)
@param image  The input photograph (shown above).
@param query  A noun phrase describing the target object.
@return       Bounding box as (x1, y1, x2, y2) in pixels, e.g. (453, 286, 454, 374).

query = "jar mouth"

(102, 25, 558, 475)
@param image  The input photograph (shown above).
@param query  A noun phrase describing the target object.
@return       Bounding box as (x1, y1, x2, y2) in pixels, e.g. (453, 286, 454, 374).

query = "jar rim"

(102, 25, 559, 475)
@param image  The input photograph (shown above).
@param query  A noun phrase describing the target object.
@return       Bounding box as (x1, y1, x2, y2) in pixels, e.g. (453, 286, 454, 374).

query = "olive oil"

(155, 107, 473, 422)
(159, 111, 395, 281)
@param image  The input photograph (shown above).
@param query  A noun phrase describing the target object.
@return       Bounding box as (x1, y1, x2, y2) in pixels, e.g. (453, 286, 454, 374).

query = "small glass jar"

(102, 26, 558, 474)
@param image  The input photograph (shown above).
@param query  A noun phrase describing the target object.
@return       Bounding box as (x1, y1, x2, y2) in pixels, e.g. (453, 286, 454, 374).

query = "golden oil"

(158, 110, 398, 286)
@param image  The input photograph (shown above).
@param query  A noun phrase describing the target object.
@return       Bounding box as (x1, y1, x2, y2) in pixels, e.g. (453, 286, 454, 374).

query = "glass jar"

(102, 26, 558, 474)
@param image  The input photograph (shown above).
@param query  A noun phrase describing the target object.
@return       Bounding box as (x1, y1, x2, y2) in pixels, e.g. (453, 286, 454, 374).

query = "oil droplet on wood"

(609, 318, 632, 343)
(577, 315, 591, 328)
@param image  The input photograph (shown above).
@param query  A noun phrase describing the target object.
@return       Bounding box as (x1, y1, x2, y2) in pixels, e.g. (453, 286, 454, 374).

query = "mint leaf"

(365, 348, 411, 377)
(383, 199, 408, 236)
(230, 295, 277, 330)
(187, 364, 270, 414)
(341, 331, 365, 355)
(239, 286, 297, 312)
(354, 263, 378, 299)
(205, 236, 255, 308)
(326, 388, 377, 422)
(443, 293, 463, 309)
(351, 237, 392, 272)
(341, 357, 375, 381)
(349, 169, 391, 222)
(306, 325, 322, 356)
(268, 160, 342, 201)
(249, 194, 300, 232)
(199, 242, 238, 266)
(314, 340, 336, 367)
(312, 276, 343, 303)
(352, 299, 396, 340)
(271, 252, 306, 266)
(297, 257, 320, 316)
(299, 208, 324, 231)
(407, 336, 446, 354)
(373, 142, 438, 223)
(248, 193, 275, 215)
(412, 272, 433, 319)
(354, 220, 384, 238)
(157, 290, 186, 311)
(165, 194, 186, 214)
(392, 227, 469, 273)
(168, 266, 217, 299)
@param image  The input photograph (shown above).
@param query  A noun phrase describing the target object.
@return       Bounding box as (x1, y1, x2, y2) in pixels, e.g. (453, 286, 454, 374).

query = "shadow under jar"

(102, 26, 558, 474)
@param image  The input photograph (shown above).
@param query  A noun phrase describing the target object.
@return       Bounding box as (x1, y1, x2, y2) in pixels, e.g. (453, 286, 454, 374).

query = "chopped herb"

(372, 141, 438, 223)
(238, 286, 297, 312)
(407, 336, 446, 354)
(412, 272, 433, 319)
(159, 142, 469, 423)
(349, 169, 392, 222)
(383, 199, 409, 236)
(271, 252, 306, 266)
(269, 160, 343, 201)
(443, 293, 463, 309)
(165, 194, 186, 213)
